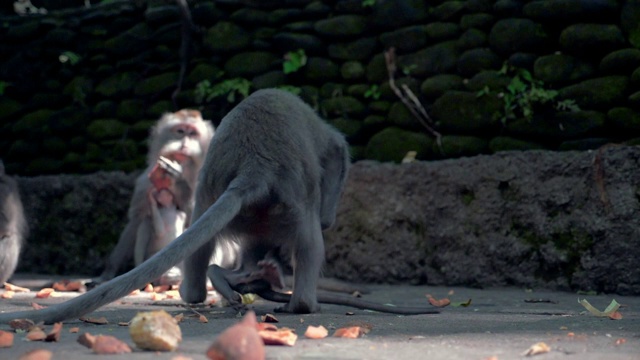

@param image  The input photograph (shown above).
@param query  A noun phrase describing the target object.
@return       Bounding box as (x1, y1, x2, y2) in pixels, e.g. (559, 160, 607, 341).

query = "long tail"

(259, 290, 439, 315)
(0, 189, 244, 324)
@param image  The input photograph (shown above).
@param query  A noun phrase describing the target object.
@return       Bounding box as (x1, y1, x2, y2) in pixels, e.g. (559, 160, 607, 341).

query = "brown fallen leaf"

(426, 294, 451, 307)
(80, 316, 109, 325)
(26, 329, 47, 341)
(207, 311, 264, 360)
(129, 310, 182, 351)
(45, 323, 63, 342)
(18, 349, 53, 360)
(333, 326, 365, 339)
(92, 335, 132, 354)
(77, 332, 96, 349)
(1, 290, 15, 299)
(9, 318, 36, 331)
(521, 342, 550, 356)
(4, 282, 30, 292)
(31, 302, 46, 310)
(0, 330, 14, 348)
(261, 313, 279, 323)
(304, 325, 328, 339)
(35, 288, 56, 299)
(69, 327, 80, 334)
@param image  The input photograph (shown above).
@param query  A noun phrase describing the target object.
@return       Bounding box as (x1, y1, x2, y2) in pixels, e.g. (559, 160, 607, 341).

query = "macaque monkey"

(94, 110, 213, 285)
(0, 89, 436, 325)
(0, 160, 28, 285)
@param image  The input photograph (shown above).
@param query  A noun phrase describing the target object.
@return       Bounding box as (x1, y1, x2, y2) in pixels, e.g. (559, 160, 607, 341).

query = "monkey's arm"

(134, 220, 151, 266)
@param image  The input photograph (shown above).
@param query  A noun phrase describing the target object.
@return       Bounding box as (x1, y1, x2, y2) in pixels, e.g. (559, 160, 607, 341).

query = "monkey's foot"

(274, 298, 320, 314)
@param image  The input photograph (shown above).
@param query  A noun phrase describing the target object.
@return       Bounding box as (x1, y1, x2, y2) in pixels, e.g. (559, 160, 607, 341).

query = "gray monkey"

(0, 160, 28, 285)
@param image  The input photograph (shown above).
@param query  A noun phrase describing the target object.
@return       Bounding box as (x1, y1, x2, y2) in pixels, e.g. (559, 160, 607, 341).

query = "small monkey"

(94, 110, 213, 285)
(0, 160, 28, 285)
(0, 89, 434, 325)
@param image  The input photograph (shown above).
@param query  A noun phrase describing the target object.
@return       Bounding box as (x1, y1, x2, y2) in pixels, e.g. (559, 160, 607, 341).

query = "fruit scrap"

(26, 328, 47, 341)
(207, 311, 265, 360)
(77, 332, 96, 349)
(521, 342, 550, 356)
(1, 290, 14, 299)
(44, 323, 63, 342)
(426, 294, 451, 307)
(35, 288, 56, 299)
(4, 282, 30, 292)
(18, 349, 53, 360)
(80, 316, 109, 325)
(129, 310, 182, 351)
(333, 326, 366, 339)
(92, 335, 132, 354)
(52, 280, 85, 292)
(304, 325, 328, 339)
(258, 327, 297, 346)
(0, 330, 14, 348)
(261, 314, 278, 323)
(9, 318, 36, 331)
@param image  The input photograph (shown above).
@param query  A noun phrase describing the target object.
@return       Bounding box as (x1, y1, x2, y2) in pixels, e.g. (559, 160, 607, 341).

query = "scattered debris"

(521, 342, 550, 356)
(304, 325, 328, 339)
(92, 335, 132, 354)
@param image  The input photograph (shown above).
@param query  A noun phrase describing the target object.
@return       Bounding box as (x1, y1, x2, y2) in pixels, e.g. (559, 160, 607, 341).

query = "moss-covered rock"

(0, 98, 23, 120)
(13, 109, 55, 134)
(96, 72, 142, 97)
(559, 24, 626, 57)
(104, 23, 151, 56)
(370, 0, 427, 29)
(508, 111, 605, 140)
(398, 41, 459, 77)
(134, 72, 179, 96)
(45, 28, 77, 44)
(203, 21, 251, 53)
(321, 96, 365, 116)
(421, 74, 465, 99)
(379, 26, 428, 52)
(460, 13, 494, 30)
(144, 5, 180, 25)
(328, 37, 377, 61)
(621, 2, 640, 48)
(431, 1, 467, 21)
(599, 49, 640, 74)
(457, 28, 487, 50)
(341, 61, 365, 80)
(329, 117, 362, 140)
(365, 53, 387, 83)
(252, 71, 285, 89)
(437, 135, 489, 158)
(608, 107, 640, 131)
(272, 32, 323, 53)
(457, 48, 502, 77)
(489, 18, 550, 55)
(224, 51, 278, 77)
(314, 15, 367, 36)
(6, 20, 39, 40)
(533, 54, 595, 84)
(230, 8, 270, 25)
(186, 63, 223, 85)
(368, 101, 391, 113)
(465, 71, 511, 92)
(489, 136, 546, 152)
(432, 91, 502, 133)
(558, 138, 612, 151)
(629, 91, 640, 107)
(425, 22, 460, 41)
(558, 76, 629, 109)
(523, 0, 619, 23)
(117, 100, 145, 121)
(304, 57, 339, 81)
(86, 119, 128, 140)
(365, 127, 434, 163)
(388, 102, 420, 129)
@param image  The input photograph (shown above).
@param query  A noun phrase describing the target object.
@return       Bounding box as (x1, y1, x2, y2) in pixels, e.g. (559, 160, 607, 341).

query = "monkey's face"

(160, 118, 210, 165)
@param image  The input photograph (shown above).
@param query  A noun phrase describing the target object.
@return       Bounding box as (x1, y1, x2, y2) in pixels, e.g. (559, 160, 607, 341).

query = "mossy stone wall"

(1, 0, 640, 175)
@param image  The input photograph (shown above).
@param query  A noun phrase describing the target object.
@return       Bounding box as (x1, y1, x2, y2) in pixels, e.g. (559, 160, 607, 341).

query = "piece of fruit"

(129, 310, 182, 351)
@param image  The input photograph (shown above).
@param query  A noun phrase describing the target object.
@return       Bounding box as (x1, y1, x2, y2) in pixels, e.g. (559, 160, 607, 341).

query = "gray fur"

(0, 160, 28, 285)
(0, 89, 348, 324)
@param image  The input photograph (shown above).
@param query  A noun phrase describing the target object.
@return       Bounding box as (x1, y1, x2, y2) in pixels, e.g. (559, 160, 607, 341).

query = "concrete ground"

(0, 275, 638, 359)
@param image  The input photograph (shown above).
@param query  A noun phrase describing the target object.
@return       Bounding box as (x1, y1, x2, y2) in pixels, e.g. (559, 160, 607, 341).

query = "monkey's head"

(148, 110, 214, 169)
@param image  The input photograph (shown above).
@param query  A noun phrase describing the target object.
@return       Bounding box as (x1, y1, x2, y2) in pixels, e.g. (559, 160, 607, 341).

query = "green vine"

(478, 64, 580, 125)
(362, 0, 376, 7)
(364, 84, 382, 100)
(195, 78, 252, 103)
(283, 49, 307, 74)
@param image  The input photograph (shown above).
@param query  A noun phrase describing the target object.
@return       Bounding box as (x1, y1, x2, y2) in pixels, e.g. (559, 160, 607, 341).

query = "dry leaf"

(521, 342, 550, 356)
(199, 314, 208, 323)
(69, 327, 80, 333)
(258, 328, 297, 346)
(578, 298, 620, 317)
(333, 326, 365, 339)
(304, 325, 328, 339)
(9, 318, 36, 331)
(35, 288, 56, 299)
(261, 314, 279, 323)
(77, 332, 96, 349)
(129, 310, 182, 351)
(1, 290, 15, 299)
(45, 323, 62, 342)
(92, 335, 132, 354)
(31, 302, 45, 310)
(80, 316, 109, 325)
(0, 330, 14, 348)
(451, 299, 472, 307)
(4, 282, 30, 292)
(207, 311, 264, 360)
(26, 329, 47, 341)
(18, 349, 52, 360)
(426, 294, 451, 308)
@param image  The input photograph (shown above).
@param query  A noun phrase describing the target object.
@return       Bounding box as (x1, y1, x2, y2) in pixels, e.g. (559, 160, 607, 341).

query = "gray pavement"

(0, 276, 639, 359)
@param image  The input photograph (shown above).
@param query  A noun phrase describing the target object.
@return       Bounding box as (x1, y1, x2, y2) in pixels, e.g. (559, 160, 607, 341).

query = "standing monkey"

(0, 160, 28, 285)
(0, 89, 437, 325)
(94, 110, 213, 285)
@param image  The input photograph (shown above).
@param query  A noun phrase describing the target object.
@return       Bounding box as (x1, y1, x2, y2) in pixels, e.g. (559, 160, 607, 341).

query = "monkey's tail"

(0, 182, 256, 325)
(259, 290, 440, 315)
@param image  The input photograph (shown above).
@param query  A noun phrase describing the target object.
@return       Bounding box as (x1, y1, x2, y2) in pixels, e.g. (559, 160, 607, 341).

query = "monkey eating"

(0, 160, 28, 285)
(93, 110, 214, 285)
(0, 89, 436, 324)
